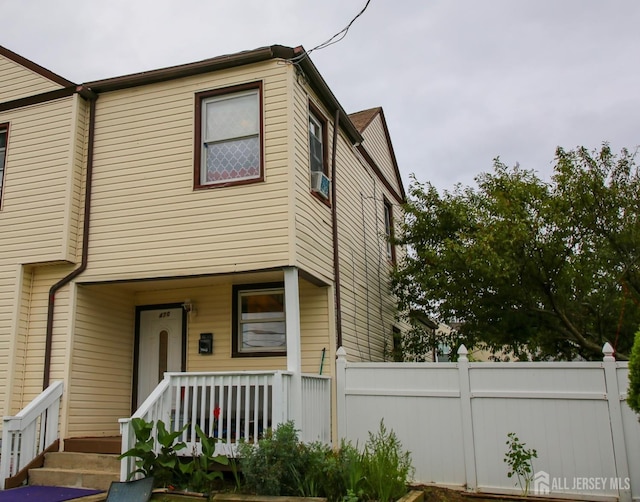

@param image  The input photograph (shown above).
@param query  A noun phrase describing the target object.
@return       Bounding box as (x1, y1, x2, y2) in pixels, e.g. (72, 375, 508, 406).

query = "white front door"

(137, 307, 184, 408)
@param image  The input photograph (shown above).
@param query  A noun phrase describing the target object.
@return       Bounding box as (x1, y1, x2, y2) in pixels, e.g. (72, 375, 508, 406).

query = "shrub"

(628, 329, 640, 418)
(361, 420, 414, 502)
(239, 420, 413, 502)
(238, 421, 304, 496)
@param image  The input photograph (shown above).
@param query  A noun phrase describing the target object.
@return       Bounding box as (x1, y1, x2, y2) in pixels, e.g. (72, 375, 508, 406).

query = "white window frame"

(308, 111, 324, 174)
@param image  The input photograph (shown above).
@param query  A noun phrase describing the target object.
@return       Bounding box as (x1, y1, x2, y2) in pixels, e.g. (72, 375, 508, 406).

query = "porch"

(0, 369, 331, 487)
(118, 369, 332, 462)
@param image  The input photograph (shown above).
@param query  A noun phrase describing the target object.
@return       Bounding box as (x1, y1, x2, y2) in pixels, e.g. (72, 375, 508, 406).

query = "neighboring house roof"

(349, 107, 406, 203)
(349, 107, 381, 133)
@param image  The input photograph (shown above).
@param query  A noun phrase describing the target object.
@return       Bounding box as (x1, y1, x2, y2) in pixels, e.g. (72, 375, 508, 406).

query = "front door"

(135, 306, 185, 409)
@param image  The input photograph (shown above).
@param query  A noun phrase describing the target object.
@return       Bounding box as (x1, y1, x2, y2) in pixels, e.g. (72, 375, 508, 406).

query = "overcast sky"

(2, 0, 639, 193)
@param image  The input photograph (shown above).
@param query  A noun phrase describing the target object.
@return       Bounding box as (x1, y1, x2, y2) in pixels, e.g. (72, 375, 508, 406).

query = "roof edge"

(82, 44, 363, 146)
(0, 45, 76, 88)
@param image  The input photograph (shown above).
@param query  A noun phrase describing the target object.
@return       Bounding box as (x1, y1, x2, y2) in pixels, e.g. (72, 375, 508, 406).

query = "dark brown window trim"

(0, 123, 9, 210)
(384, 198, 397, 265)
(193, 81, 264, 190)
(308, 101, 331, 207)
(308, 101, 328, 176)
(232, 282, 286, 358)
(310, 190, 332, 208)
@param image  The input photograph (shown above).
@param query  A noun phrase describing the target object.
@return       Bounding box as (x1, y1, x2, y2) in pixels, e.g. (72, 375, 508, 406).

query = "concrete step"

(28, 452, 120, 491)
(43, 452, 120, 471)
(28, 467, 118, 491)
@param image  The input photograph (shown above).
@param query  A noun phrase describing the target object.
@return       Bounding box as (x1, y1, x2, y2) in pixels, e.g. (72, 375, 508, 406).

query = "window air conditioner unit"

(311, 171, 330, 200)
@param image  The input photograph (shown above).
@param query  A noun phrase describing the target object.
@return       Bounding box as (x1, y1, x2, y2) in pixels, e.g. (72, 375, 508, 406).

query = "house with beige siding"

(0, 44, 406, 481)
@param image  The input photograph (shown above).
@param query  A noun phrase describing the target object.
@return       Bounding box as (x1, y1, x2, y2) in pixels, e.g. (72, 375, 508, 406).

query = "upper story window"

(308, 104, 330, 201)
(0, 126, 7, 207)
(232, 284, 286, 357)
(194, 82, 263, 189)
(309, 110, 326, 174)
(384, 199, 396, 263)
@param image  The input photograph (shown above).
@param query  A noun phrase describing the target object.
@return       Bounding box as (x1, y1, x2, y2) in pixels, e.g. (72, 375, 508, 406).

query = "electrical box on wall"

(199, 333, 213, 354)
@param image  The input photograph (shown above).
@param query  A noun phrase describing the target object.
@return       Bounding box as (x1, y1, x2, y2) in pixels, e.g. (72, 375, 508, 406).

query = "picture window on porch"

(232, 283, 286, 357)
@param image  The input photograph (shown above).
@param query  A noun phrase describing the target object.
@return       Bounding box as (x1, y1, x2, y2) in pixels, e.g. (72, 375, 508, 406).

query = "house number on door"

(158, 311, 172, 318)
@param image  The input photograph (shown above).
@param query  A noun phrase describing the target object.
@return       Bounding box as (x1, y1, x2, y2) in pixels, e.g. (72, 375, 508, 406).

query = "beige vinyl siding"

(0, 264, 19, 416)
(66, 284, 135, 437)
(299, 280, 332, 376)
(6, 266, 33, 414)
(0, 97, 80, 263)
(82, 61, 292, 282)
(360, 114, 403, 197)
(292, 81, 400, 362)
(0, 54, 63, 101)
(291, 84, 334, 283)
(334, 137, 397, 362)
(65, 96, 89, 262)
(7, 264, 76, 411)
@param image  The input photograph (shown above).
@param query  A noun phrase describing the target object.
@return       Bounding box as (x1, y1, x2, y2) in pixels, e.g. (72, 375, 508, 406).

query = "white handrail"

(119, 371, 313, 481)
(0, 381, 64, 489)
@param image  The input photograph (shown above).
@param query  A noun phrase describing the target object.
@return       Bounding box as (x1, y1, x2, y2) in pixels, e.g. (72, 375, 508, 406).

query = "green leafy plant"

(120, 418, 230, 494)
(238, 421, 304, 496)
(119, 418, 188, 488)
(338, 440, 366, 502)
(628, 329, 640, 419)
(504, 432, 538, 496)
(361, 420, 414, 502)
(178, 424, 229, 494)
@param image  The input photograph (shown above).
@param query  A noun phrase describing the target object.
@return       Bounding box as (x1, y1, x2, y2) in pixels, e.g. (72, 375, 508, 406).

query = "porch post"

(284, 267, 302, 428)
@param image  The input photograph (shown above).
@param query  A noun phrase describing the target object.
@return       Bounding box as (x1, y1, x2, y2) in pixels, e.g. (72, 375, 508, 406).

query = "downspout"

(43, 89, 97, 390)
(331, 109, 343, 348)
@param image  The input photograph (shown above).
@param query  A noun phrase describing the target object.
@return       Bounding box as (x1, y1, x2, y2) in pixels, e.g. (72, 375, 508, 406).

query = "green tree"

(393, 145, 640, 360)
(628, 329, 640, 417)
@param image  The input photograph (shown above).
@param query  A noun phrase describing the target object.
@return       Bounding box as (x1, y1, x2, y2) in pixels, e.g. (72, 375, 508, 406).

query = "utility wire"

(288, 0, 372, 64)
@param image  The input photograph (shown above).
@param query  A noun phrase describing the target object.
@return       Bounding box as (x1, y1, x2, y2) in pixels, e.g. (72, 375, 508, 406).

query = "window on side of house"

(0, 126, 7, 206)
(232, 284, 286, 357)
(384, 199, 396, 263)
(308, 104, 330, 201)
(308, 109, 326, 175)
(194, 82, 263, 189)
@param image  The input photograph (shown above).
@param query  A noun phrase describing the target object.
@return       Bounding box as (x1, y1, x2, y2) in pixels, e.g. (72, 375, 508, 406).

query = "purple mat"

(0, 485, 102, 501)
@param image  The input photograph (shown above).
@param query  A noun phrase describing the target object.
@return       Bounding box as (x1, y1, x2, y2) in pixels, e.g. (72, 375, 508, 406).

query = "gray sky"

(2, 0, 639, 193)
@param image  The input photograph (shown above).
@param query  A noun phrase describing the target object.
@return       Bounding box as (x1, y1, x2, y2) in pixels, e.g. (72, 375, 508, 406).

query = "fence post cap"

(336, 346, 347, 360)
(457, 344, 469, 362)
(602, 342, 615, 361)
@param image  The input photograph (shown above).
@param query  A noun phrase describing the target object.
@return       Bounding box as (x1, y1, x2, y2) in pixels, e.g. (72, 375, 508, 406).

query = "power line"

(288, 0, 372, 65)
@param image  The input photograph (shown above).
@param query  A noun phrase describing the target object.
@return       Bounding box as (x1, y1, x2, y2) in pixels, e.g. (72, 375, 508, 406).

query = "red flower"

(213, 407, 221, 420)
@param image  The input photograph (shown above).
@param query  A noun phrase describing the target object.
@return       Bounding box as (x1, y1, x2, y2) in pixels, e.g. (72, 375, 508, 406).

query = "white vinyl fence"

(336, 344, 639, 502)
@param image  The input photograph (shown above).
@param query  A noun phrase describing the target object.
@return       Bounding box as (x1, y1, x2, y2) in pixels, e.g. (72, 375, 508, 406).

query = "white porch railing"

(119, 371, 331, 481)
(0, 381, 64, 489)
